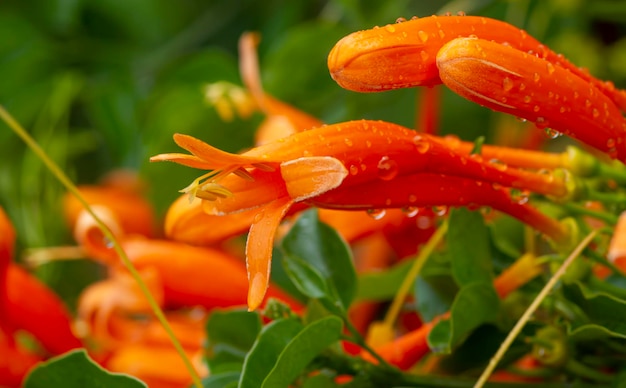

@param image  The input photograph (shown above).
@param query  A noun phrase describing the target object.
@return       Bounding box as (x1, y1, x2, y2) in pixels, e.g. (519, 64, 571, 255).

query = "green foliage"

(24, 350, 146, 388)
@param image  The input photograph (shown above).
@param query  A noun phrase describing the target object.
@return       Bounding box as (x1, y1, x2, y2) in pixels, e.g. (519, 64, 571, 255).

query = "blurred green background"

(1, 0, 624, 308)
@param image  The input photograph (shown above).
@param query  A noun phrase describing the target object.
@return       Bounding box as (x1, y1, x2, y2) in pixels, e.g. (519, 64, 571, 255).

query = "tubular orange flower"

(152, 120, 575, 309)
(0, 207, 82, 356)
(328, 15, 626, 112)
(436, 37, 626, 161)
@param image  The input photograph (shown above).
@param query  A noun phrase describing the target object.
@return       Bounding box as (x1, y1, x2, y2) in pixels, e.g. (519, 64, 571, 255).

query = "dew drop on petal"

(607, 138, 616, 149)
(457, 11, 466, 16)
(533, 105, 540, 112)
(438, 30, 445, 39)
(502, 77, 513, 92)
(385, 25, 396, 33)
(415, 140, 430, 154)
(592, 108, 599, 118)
(515, 117, 527, 123)
(510, 189, 530, 205)
(523, 95, 531, 103)
(543, 127, 562, 139)
(432, 206, 448, 216)
(418, 30, 429, 43)
(402, 206, 419, 217)
(408, 194, 417, 203)
(366, 208, 386, 220)
(377, 156, 399, 181)
(535, 117, 549, 130)
(546, 62, 555, 75)
(349, 165, 359, 176)
(344, 138, 353, 147)
(533, 73, 540, 83)
(253, 210, 264, 223)
(585, 99, 591, 108)
(420, 50, 429, 61)
(396, 17, 407, 23)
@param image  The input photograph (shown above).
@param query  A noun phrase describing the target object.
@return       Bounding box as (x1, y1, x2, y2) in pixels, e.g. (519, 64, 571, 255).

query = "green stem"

(565, 358, 614, 383)
(342, 317, 395, 370)
(474, 229, 598, 388)
(0, 105, 203, 388)
(560, 202, 618, 225)
(383, 220, 448, 328)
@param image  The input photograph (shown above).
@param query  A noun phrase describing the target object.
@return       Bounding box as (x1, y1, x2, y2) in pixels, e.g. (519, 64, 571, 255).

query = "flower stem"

(473, 229, 598, 388)
(0, 105, 203, 388)
(383, 220, 448, 328)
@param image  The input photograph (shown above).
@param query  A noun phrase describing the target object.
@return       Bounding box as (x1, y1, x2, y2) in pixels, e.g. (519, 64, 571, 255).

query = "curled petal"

(63, 185, 155, 238)
(437, 37, 626, 161)
(73, 206, 123, 265)
(280, 156, 349, 201)
(246, 197, 294, 311)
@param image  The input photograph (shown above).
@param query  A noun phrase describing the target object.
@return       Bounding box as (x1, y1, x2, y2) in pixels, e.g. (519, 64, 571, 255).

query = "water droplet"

(344, 138, 353, 147)
(408, 194, 417, 203)
(377, 156, 399, 181)
(366, 209, 386, 220)
(519, 83, 526, 91)
(402, 207, 419, 217)
(420, 50, 429, 61)
(444, 11, 452, 16)
(559, 107, 566, 113)
(415, 140, 430, 154)
(253, 211, 264, 223)
(515, 117, 527, 123)
(396, 17, 407, 23)
(592, 108, 599, 118)
(418, 30, 429, 43)
(533, 105, 540, 112)
(573, 91, 579, 99)
(585, 99, 591, 108)
(489, 159, 508, 171)
(349, 165, 359, 175)
(523, 95, 531, 103)
(438, 30, 445, 39)
(432, 206, 448, 216)
(411, 16, 419, 20)
(491, 182, 502, 190)
(366, 140, 372, 148)
(535, 117, 549, 130)
(457, 11, 466, 16)
(510, 189, 530, 205)
(546, 62, 555, 75)
(543, 128, 562, 139)
(607, 138, 616, 149)
(502, 77, 513, 92)
(533, 73, 540, 82)
(385, 25, 396, 33)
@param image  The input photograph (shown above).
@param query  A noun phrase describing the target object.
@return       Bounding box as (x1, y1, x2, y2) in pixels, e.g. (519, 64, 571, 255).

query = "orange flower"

(152, 119, 578, 310)
(328, 15, 626, 111)
(328, 15, 626, 161)
(436, 37, 626, 160)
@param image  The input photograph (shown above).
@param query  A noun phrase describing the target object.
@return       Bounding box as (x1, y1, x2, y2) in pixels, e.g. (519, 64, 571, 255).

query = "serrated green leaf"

(448, 208, 494, 287)
(24, 349, 146, 388)
(205, 309, 262, 373)
(281, 210, 356, 310)
(262, 316, 343, 387)
(428, 283, 500, 354)
(239, 318, 304, 388)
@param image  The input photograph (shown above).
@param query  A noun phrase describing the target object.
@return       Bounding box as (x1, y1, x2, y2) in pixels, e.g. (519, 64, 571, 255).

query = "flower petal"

(280, 156, 349, 201)
(245, 197, 294, 311)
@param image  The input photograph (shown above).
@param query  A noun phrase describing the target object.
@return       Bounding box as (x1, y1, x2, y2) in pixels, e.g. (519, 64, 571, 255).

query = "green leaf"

(281, 209, 357, 310)
(281, 249, 332, 300)
(428, 283, 500, 354)
(448, 208, 494, 287)
(205, 309, 262, 373)
(262, 316, 343, 387)
(239, 318, 303, 388)
(24, 349, 146, 388)
(356, 259, 413, 301)
(202, 372, 240, 388)
(415, 274, 458, 323)
(565, 282, 626, 341)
